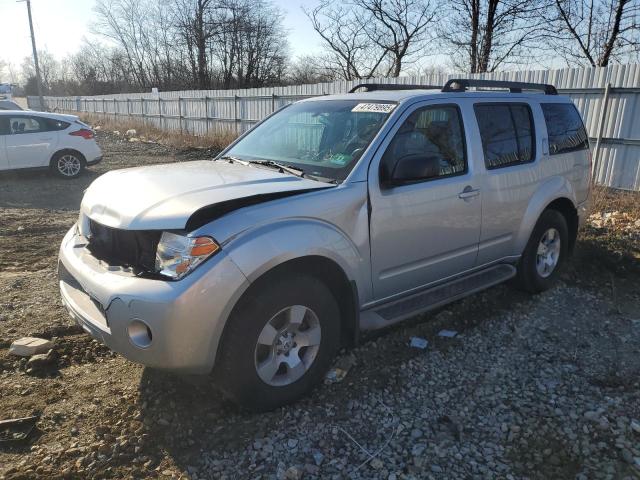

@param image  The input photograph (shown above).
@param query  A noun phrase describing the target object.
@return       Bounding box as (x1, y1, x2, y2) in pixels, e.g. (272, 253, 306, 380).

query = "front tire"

(515, 209, 568, 293)
(215, 274, 341, 411)
(51, 151, 85, 179)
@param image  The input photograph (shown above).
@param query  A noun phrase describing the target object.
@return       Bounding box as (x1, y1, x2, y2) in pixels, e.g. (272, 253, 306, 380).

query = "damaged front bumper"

(58, 225, 249, 374)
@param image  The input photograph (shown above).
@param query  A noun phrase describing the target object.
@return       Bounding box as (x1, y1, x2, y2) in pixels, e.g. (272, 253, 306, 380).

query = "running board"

(360, 264, 516, 330)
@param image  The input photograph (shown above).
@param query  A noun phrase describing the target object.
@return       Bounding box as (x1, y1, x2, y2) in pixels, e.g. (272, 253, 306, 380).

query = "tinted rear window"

(474, 103, 535, 169)
(541, 103, 589, 155)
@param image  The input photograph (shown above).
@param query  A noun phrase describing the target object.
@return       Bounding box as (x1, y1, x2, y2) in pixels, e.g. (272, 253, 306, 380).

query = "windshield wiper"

(219, 155, 303, 177)
(246, 160, 305, 178)
(218, 155, 249, 166)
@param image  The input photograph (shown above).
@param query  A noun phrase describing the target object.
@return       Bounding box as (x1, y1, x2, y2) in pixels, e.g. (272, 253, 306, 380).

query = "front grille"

(87, 220, 161, 273)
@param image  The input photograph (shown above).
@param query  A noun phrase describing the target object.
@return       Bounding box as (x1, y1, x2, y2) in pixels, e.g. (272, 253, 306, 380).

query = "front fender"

(224, 218, 368, 296)
(513, 175, 577, 254)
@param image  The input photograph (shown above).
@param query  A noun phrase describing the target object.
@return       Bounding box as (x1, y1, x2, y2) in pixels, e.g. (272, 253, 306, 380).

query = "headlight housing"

(155, 232, 220, 280)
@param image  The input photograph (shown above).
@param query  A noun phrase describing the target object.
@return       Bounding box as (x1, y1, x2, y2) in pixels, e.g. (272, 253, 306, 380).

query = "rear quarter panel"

(60, 128, 102, 163)
(512, 175, 578, 254)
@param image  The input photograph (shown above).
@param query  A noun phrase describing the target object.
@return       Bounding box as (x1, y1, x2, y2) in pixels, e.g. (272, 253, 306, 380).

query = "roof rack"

(442, 79, 557, 95)
(348, 83, 442, 93)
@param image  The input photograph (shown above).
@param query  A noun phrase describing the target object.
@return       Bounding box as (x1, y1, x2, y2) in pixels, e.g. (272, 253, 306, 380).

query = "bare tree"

(286, 55, 337, 84)
(173, 0, 217, 88)
(93, 0, 181, 89)
(209, 0, 288, 88)
(305, 0, 438, 80)
(439, 0, 548, 73)
(542, 0, 640, 66)
(358, 0, 438, 76)
(21, 51, 66, 92)
(69, 42, 140, 94)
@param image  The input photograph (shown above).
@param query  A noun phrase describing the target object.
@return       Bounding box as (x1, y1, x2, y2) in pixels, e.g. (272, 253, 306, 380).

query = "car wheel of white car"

(215, 273, 341, 411)
(51, 151, 85, 179)
(516, 209, 568, 293)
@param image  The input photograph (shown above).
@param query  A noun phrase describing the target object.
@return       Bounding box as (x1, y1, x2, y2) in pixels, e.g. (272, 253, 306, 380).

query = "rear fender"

(514, 176, 577, 254)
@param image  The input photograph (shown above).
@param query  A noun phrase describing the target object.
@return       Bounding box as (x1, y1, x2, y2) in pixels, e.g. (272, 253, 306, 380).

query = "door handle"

(458, 186, 480, 200)
(39, 137, 53, 141)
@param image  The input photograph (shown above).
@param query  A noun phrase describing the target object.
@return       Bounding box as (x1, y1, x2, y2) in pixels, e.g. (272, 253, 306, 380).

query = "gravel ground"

(1, 132, 639, 480)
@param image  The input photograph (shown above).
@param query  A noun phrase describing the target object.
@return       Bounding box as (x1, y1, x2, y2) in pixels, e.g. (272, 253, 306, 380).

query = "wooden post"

(592, 83, 611, 182)
(271, 93, 276, 112)
(141, 97, 145, 126)
(158, 95, 162, 130)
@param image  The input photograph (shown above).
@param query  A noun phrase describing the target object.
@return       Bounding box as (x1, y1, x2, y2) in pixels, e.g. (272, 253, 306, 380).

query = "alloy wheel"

(535, 227, 561, 278)
(57, 154, 81, 177)
(254, 305, 322, 387)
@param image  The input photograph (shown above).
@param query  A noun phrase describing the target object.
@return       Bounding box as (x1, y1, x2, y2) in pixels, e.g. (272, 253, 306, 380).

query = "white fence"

(31, 64, 640, 190)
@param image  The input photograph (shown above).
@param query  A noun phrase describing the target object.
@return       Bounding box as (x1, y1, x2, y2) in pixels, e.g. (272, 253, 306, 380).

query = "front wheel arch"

(213, 269, 343, 410)
(214, 255, 359, 368)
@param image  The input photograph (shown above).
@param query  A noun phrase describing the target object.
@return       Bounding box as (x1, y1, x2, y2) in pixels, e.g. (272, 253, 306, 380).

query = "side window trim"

(474, 101, 537, 170)
(380, 102, 469, 187)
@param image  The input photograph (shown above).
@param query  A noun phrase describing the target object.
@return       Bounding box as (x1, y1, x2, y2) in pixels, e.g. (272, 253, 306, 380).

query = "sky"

(0, 0, 324, 80)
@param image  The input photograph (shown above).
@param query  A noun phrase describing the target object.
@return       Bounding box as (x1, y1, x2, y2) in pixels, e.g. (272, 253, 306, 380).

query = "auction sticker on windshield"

(351, 103, 396, 113)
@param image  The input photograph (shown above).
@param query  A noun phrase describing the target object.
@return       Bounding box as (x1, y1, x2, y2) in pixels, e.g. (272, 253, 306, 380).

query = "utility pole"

(20, 0, 46, 110)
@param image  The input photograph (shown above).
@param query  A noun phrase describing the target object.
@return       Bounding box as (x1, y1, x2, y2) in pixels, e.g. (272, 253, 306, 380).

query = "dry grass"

(590, 185, 640, 219)
(78, 113, 237, 152)
(581, 185, 640, 274)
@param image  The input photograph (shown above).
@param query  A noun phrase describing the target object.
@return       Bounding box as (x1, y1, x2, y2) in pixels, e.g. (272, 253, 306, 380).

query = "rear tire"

(51, 151, 85, 179)
(214, 274, 341, 411)
(515, 209, 568, 293)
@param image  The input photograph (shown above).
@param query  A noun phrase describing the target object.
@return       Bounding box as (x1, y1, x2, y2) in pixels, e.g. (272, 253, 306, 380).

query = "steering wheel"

(350, 147, 365, 160)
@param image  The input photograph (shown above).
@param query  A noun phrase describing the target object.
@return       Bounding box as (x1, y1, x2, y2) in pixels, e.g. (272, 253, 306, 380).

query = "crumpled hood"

(81, 160, 328, 230)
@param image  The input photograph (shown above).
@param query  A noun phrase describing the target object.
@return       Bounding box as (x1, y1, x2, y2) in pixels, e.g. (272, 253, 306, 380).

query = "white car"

(0, 111, 102, 178)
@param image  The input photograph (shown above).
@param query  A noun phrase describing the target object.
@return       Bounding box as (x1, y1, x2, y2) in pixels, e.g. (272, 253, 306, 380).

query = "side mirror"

(383, 154, 441, 186)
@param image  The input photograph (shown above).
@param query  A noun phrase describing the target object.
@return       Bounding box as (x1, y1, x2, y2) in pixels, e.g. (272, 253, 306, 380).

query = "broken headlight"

(155, 232, 220, 280)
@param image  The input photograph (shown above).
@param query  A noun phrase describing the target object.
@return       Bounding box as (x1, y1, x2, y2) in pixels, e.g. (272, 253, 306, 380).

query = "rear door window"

(541, 103, 589, 154)
(7, 116, 68, 134)
(9, 116, 46, 134)
(474, 103, 535, 169)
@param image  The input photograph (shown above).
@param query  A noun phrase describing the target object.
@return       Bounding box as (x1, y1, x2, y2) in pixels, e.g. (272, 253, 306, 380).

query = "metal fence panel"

(29, 64, 640, 190)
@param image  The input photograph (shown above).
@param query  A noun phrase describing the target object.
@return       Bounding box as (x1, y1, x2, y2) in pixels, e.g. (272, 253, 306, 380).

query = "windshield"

(225, 99, 395, 182)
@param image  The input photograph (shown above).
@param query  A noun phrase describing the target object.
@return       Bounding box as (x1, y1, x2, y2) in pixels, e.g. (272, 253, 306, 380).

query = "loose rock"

(9, 337, 54, 357)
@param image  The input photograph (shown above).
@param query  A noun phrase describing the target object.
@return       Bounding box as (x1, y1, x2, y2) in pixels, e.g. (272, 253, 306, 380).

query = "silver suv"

(59, 79, 591, 410)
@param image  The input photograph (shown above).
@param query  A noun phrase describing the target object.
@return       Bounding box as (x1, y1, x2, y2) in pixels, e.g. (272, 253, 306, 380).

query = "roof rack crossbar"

(348, 83, 442, 93)
(442, 79, 558, 95)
